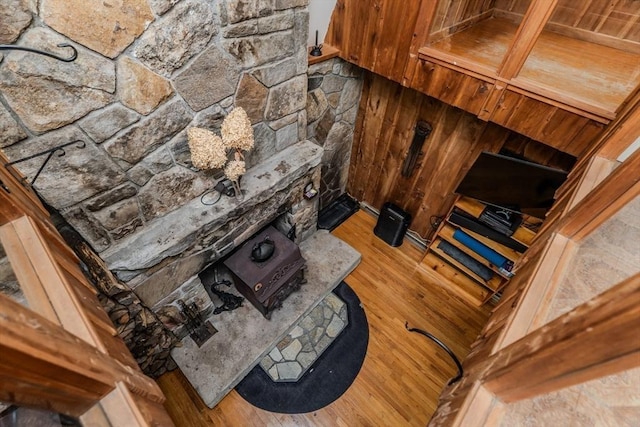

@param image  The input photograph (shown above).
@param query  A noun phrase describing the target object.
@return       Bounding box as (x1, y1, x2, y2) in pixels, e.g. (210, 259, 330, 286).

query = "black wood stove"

(224, 226, 306, 319)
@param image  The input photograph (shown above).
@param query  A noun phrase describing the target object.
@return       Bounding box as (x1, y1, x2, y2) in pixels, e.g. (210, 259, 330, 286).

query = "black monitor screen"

(455, 152, 569, 219)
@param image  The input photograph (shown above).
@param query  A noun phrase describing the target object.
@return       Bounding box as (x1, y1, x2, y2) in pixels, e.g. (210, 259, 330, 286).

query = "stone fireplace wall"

(1, 0, 310, 253)
(1, 1, 322, 334)
(0, 0, 363, 350)
(306, 58, 364, 210)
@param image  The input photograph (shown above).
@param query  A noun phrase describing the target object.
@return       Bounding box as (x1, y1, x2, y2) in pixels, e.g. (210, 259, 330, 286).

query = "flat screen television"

(455, 152, 569, 219)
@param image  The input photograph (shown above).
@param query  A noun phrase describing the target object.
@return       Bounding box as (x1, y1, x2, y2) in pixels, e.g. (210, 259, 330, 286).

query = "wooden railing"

(0, 152, 173, 426)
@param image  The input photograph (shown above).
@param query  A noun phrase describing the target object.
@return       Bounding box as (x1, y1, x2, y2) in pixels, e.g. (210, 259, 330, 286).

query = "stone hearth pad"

(171, 230, 360, 408)
(259, 292, 348, 382)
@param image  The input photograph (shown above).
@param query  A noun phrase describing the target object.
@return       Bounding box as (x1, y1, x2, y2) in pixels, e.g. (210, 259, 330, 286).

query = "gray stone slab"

(101, 140, 323, 271)
(171, 230, 360, 408)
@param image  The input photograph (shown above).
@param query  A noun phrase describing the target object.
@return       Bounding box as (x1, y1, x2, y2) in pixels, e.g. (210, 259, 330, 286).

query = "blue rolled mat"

(452, 229, 508, 269)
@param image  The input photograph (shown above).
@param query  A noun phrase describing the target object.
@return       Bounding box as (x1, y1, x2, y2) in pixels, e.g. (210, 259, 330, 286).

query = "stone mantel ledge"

(101, 140, 323, 272)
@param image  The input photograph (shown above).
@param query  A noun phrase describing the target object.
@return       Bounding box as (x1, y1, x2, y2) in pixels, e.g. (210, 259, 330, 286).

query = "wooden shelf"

(438, 225, 511, 282)
(421, 196, 534, 306)
(420, 252, 491, 307)
(308, 43, 340, 65)
(454, 198, 536, 247)
(431, 235, 504, 291)
(418, 16, 640, 120)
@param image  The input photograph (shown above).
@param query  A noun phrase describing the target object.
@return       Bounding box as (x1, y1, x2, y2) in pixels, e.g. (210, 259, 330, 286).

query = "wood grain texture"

(419, 15, 640, 120)
(157, 210, 492, 426)
(325, 0, 422, 82)
(429, 90, 640, 425)
(495, 0, 640, 50)
(484, 273, 640, 402)
(1, 151, 170, 423)
(490, 87, 606, 156)
(348, 73, 575, 239)
(411, 59, 493, 116)
(0, 292, 116, 416)
(429, 0, 495, 43)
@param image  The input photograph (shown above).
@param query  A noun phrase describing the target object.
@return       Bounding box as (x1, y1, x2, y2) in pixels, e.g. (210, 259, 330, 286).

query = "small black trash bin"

(374, 202, 411, 247)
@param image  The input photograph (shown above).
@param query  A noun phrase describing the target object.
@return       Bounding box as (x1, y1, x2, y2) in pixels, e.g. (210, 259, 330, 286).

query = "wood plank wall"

(430, 0, 496, 42)
(326, 0, 423, 82)
(495, 0, 640, 52)
(347, 73, 575, 239)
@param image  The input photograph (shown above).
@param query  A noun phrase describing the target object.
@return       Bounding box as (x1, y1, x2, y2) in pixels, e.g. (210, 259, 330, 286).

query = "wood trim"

(404, 0, 440, 85)
(79, 404, 111, 427)
(0, 222, 59, 322)
(308, 43, 340, 65)
(0, 217, 165, 405)
(452, 382, 504, 427)
(495, 233, 575, 350)
(483, 273, 640, 402)
(565, 156, 617, 212)
(601, 89, 640, 158)
(558, 147, 640, 241)
(493, 9, 640, 55)
(497, 0, 558, 80)
(416, 54, 497, 84)
(506, 79, 614, 122)
(0, 293, 116, 416)
(99, 382, 153, 427)
(3, 216, 104, 347)
(418, 46, 498, 80)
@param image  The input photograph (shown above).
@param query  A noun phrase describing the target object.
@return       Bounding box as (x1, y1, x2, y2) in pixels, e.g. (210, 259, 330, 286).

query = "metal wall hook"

(4, 139, 86, 186)
(0, 43, 78, 62)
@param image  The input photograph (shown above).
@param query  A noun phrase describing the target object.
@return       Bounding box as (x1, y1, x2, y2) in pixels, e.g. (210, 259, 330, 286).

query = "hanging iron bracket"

(0, 43, 78, 62)
(401, 120, 432, 178)
(4, 140, 86, 186)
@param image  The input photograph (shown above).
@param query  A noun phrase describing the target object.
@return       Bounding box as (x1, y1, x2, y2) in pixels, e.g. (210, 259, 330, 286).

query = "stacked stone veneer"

(306, 58, 363, 210)
(0, 0, 327, 336)
(0, 0, 365, 351)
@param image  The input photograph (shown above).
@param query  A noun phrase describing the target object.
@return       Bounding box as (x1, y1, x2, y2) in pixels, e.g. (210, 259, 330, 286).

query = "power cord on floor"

(405, 321, 463, 385)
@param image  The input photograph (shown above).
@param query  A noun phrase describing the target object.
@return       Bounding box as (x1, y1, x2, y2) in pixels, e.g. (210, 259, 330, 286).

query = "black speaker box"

(374, 202, 412, 247)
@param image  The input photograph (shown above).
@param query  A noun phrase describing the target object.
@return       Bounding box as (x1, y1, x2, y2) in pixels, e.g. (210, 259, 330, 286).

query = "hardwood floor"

(157, 210, 492, 426)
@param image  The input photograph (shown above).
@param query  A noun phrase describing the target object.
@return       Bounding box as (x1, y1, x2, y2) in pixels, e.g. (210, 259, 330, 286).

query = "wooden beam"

(1, 216, 103, 347)
(403, 0, 440, 85)
(0, 290, 165, 408)
(497, 0, 558, 80)
(0, 293, 115, 416)
(558, 147, 640, 241)
(483, 273, 640, 402)
(495, 233, 575, 349)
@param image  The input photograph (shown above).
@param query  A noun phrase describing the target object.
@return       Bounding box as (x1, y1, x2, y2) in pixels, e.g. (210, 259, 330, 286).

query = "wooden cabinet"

(421, 197, 537, 306)
(415, 1, 640, 121)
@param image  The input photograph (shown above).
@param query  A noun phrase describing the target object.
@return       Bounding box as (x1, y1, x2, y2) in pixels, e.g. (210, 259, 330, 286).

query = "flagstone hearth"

(171, 229, 360, 408)
(259, 292, 348, 382)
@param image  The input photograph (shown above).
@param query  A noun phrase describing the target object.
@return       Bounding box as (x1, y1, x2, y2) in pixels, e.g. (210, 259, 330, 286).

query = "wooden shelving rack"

(420, 196, 537, 306)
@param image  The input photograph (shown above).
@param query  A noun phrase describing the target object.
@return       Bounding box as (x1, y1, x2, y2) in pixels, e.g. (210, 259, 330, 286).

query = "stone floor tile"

(326, 314, 345, 338)
(281, 339, 302, 361)
(277, 361, 302, 381)
(269, 346, 283, 362)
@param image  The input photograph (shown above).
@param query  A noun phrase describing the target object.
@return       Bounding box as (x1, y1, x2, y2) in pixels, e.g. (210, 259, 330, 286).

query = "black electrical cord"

(405, 321, 464, 385)
(200, 189, 222, 206)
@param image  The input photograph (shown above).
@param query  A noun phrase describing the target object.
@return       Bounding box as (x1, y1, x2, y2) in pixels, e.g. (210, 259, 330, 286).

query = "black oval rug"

(235, 281, 369, 414)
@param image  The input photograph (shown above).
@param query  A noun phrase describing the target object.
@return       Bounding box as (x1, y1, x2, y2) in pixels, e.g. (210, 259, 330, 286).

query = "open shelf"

(420, 252, 492, 306)
(438, 225, 512, 283)
(421, 196, 535, 306)
(419, 16, 640, 119)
